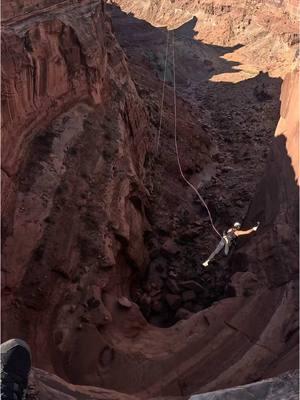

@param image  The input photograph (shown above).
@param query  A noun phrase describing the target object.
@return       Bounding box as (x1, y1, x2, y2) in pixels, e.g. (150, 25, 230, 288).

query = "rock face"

(27, 368, 138, 400)
(238, 66, 299, 289)
(189, 370, 299, 400)
(26, 368, 299, 400)
(2, 0, 72, 20)
(2, 0, 151, 376)
(114, 0, 299, 76)
(107, 2, 287, 327)
(1, 0, 299, 399)
(275, 67, 299, 181)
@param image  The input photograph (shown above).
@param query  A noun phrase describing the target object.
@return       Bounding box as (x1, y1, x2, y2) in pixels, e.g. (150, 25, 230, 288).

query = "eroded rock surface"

(114, 0, 299, 76)
(25, 368, 299, 399)
(189, 370, 299, 400)
(107, 3, 287, 327)
(2, 0, 151, 378)
(1, 0, 299, 399)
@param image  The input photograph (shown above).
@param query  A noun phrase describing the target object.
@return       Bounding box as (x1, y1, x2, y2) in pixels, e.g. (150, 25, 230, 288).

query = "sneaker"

(202, 260, 209, 267)
(1, 339, 31, 400)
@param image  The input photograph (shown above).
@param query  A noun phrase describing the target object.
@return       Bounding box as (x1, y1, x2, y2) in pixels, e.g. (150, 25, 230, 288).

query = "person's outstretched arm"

(235, 226, 258, 237)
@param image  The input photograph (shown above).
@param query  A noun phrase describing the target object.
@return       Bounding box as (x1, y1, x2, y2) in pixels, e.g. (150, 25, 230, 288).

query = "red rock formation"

(26, 368, 299, 399)
(1, 0, 299, 398)
(2, 1, 107, 190)
(230, 66, 299, 378)
(285, 0, 300, 19)
(114, 0, 299, 77)
(2, 0, 151, 375)
(275, 67, 299, 181)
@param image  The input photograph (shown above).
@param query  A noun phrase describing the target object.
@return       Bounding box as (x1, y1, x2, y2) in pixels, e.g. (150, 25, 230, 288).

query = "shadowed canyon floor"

(108, 4, 285, 327)
(1, 0, 299, 399)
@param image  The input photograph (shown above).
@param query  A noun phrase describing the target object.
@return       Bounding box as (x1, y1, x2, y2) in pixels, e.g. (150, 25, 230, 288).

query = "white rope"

(171, 30, 222, 239)
(156, 29, 170, 153)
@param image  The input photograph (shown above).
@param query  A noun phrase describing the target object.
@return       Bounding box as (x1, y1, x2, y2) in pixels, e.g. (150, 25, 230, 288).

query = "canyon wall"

(1, 0, 299, 398)
(230, 65, 299, 379)
(2, 0, 76, 20)
(25, 368, 299, 399)
(239, 65, 299, 276)
(285, 0, 300, 19)
(114, 0, 299, 77)
(2, 0, 151, 374)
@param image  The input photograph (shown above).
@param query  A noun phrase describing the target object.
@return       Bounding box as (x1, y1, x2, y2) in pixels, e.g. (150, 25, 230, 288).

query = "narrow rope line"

(171, 30, 222, 239)
(3, 85, 13, 123)
(7, 96, 13, 123)
(156, 29, 170, 153)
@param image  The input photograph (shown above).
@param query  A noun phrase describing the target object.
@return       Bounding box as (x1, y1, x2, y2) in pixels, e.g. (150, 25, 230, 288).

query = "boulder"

(161, 238, 180, 256)
(175, 308, 193, 321)
(165, 294, 182, 310)
(118, 296, 132, 309)
(180, 280, 204, 293)
(182, 290, 197, 302)
(166, 278, 181, 294)
(183, 301, 195, 312)
(151, 300, 163, 313)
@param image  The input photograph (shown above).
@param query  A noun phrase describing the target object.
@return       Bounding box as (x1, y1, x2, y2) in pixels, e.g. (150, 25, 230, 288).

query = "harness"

(223, 229, 237, 245)
(223, 235, 229, 244)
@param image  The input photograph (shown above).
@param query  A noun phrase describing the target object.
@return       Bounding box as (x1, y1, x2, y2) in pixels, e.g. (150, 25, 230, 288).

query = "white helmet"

(233, 222, 241, 229)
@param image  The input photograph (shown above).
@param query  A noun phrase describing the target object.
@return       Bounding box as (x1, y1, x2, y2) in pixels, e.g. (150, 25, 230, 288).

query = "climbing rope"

(156, 29, 170, 153)
(6, 94, 13, 123)
(171, 30, 222, 239)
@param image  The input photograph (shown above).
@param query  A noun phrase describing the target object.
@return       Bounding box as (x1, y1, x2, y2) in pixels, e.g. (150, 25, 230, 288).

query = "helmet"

(233, 222, 241, 229)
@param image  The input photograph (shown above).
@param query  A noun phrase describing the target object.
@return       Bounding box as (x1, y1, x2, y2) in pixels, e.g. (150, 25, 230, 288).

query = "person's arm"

(235, 227, 256, 237)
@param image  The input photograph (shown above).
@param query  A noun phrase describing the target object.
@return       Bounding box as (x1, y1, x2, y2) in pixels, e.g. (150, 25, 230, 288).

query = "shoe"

(202, 260, 209, 267)
(1, 339, 31, 400)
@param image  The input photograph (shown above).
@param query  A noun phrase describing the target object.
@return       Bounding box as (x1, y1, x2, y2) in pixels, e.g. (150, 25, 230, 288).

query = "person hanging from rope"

(202, 221, 260, 267)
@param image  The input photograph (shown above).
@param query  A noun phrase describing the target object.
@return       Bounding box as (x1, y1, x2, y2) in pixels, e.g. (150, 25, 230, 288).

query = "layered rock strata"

(1, 0, 299, 398)
(114, 0, 299, 77)
(2, 0, 151, 376)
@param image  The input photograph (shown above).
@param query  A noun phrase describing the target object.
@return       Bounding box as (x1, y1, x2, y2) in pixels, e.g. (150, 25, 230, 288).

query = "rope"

(156, 29, 170, 153)
(171, 30, 222, 239)
(7, 94, 13, 123)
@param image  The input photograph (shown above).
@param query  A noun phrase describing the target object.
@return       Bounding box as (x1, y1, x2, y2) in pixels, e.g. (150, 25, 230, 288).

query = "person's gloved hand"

(253, 221, 260, 231)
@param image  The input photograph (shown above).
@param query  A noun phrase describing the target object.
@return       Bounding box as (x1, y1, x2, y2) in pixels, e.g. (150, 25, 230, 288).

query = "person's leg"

(1, 339, 31, 400)
(203, 239, 225, 266)
(224, 240, 230, 255)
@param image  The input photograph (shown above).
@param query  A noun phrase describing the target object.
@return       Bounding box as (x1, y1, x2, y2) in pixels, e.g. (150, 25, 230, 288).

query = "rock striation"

(114, 0, 299, 77)
(2, 0, 151, 377)
(1, 0, 299, 399)
(189, 370, 299, 400)
(26, 368, 299, 399)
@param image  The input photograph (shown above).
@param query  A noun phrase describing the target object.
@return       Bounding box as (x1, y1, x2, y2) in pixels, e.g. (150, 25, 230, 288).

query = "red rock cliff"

(2, 0, 150, 373)
(232, 66, 299, 377)
(240, 66, 299, 264)
(114, 0, 299, 76)
(1, 1, 298, 398)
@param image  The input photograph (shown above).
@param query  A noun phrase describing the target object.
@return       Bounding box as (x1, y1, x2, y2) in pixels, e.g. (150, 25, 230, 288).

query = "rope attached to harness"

(158, 28, 222, 239)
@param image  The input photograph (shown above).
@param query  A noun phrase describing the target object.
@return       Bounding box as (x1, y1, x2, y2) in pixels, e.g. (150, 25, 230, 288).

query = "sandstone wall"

(115, 0, 298, 76)
(1, 0, 150, 374)
(2, 0, 78, 20)
(231, 67, 299, 377)
(238, 67, 299, 282)
(1, 0, 298, 397)
(285, 0, 300, 18)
